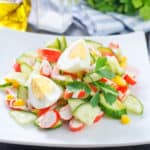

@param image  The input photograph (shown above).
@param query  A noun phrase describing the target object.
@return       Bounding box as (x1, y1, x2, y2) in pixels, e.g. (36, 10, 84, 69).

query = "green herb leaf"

(95, 57, 107, 70)
(104, 92, 117, 105)
(90, 92, 100, 107)
(67, 81, 91, 94)
(96, 68, 115, 79)
(94, 82, 118, 96)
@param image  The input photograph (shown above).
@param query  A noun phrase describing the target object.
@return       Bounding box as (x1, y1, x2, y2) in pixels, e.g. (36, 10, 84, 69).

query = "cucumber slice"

(59, 36, 67, 51)
(107, 56, 124, 75)
(73, 103, 101, 125)
(9, 110, 37, 125)
(84, 72, 101, 83)
(17, 85, 28, 100)
(20, 63, 32, 76)
(68, 99, 85, 112)
(46, 38, 60, 49)
(16, 54, 35, 67)
(123, 95, 143, 115)
(52, 120, 63, 129)
(35, 119, 62, 129)
(53, 76, 73, 86)
(99, 94, 126, 119)
(85, 39, 102, 50)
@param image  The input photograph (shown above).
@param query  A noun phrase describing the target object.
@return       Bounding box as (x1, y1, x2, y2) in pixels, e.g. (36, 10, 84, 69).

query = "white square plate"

(0, 29, 150, 148)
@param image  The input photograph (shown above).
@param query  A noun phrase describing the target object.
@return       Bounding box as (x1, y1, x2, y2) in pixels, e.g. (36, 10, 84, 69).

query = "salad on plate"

(0, 36, 143, 132)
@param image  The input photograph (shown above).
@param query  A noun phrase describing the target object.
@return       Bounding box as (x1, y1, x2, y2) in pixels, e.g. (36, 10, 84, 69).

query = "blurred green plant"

(86, 0, 150, 20)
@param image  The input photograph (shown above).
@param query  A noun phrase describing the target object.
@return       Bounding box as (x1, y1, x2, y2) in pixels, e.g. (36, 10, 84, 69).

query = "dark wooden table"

(0, 24, 149, 150)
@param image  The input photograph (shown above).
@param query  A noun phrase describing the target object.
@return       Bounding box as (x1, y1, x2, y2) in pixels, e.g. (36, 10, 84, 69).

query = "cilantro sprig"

(95, 57, 115, 79)
(93, 81, 118, 105)
(90, 92, 99, 107)
(67, 81, 91, 94)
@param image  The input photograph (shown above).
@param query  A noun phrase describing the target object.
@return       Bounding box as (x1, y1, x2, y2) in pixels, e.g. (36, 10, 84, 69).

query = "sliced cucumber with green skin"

(68, 99, 85, 112)
(20, 63, 32, 76)
(46, 38, 60, 49)
(34, 119, 62, 129)
(0, 83, 12, 89)
(84, 72, 101, 83)
(107, 56, 124, 75)
(59, 36, 67, 51)
(99, 94, 126, 119)
(17, 85, 28, 100)
(85, 39, 102, 50)
(123, 95, 143, 115)
(52, 120, 63, 129)
(9, 110, 37, 125)
(53, 76, 73, 86)
(73, 103, 101, 125)
(16, 55, 35, 67)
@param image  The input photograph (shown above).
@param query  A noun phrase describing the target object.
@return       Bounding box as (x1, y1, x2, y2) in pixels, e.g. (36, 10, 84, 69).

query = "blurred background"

(0, 0, 150, 36)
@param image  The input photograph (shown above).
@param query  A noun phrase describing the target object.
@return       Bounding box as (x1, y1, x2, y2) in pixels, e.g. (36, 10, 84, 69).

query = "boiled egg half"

(57, 40, 90, 73)
(27, 73, 62, 109)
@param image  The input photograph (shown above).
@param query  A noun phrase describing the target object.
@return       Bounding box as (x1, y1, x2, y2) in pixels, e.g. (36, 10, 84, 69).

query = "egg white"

(57, 40, 90, 73)
(27, 73, 62, 109)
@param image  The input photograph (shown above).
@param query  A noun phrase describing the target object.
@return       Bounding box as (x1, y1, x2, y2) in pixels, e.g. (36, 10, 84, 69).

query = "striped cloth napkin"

(73, 2, 150, 35)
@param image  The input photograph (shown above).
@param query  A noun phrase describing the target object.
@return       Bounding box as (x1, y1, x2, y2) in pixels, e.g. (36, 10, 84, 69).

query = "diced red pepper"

(117, 86, 128, 93)
(100, 78, 118, 89)
(100, 78, 108, 83)
(77, 90, 86, 98)
(13, 63, 21, 72)
(63, 90, 73, 99)
(62, 71, 78, 79)
(123, 74, 136, 85)
(89, 84, 98, 93)
(38, 48, 61, 63)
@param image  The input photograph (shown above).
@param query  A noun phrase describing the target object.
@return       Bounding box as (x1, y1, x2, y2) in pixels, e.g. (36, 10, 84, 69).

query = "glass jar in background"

(35, 0, 73, 33)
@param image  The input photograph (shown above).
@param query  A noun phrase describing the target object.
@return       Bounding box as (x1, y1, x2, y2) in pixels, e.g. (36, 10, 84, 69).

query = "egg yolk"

(31, 77, 53, 100)
(69, 43, 86, 59)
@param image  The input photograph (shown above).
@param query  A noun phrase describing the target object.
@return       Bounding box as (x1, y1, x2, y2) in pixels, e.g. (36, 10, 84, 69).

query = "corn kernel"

(120, 56, 127, 68)
(12, 80, 19, 88)
(6, 94, 14, 100)
(13, 99, 25, 106)
(5, 78, 19, 88)
(112, 75, 126, 86)
(121, 115, 131, 124)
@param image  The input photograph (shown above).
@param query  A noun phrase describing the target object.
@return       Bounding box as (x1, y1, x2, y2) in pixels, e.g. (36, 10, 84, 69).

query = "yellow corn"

(121, 115, 131, 124)
(32, 109, 39, 114)
(13, 99, 25, 106)
(5, 78, 19, 88)
(6, 94, 14, 100)
(120, 56, 127, 68)
(112, 75, 126, 86)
